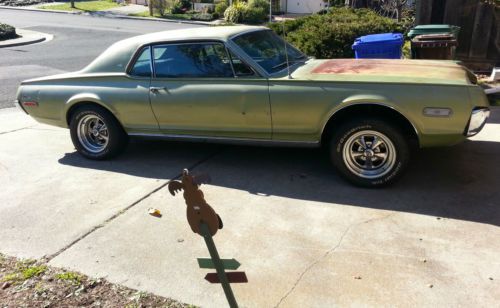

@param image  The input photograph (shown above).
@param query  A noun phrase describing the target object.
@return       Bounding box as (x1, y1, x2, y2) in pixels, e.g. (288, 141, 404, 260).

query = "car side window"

(228, 50, 256, 77)
(153, 43, 234, 78)
(129, 47, 152, 77)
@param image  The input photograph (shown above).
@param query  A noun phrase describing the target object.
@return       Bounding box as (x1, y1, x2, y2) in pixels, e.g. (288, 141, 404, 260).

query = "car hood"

(291, 59, 475, 86)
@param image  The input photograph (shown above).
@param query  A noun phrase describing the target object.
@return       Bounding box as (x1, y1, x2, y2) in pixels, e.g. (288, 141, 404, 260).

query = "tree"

(379, 0, 407, 21)
(70, 0, 75, 8)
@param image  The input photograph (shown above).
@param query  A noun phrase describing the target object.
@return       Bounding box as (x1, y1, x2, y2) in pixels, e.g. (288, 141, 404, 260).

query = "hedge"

(268, 7, 412, 59)
(224, 0, 269, 24)
(0, 23, 16, 41)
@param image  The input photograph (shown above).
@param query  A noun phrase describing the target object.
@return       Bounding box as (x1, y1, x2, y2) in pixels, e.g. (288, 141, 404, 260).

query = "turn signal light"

(22, 101, 38, 107)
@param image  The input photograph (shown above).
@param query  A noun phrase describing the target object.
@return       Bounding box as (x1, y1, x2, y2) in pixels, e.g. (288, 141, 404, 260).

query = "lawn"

(129, 11, 194, 21)
(40, 0, 119, 12)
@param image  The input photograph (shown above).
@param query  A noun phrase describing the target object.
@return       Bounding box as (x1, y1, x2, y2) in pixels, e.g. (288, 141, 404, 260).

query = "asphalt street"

(0, 9, 202, 108)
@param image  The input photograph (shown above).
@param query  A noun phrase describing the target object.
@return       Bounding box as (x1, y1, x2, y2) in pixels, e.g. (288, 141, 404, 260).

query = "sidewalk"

(0, 4, 216, 25)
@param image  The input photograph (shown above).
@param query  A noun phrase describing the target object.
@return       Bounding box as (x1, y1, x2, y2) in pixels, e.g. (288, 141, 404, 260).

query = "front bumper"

(465, 107, 490, 137)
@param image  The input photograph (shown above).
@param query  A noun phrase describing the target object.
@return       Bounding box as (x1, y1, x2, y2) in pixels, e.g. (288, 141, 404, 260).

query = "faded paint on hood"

(291, 59, 473, 86)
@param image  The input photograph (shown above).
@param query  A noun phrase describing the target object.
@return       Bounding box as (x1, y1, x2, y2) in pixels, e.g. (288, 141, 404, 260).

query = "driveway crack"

(274, 213, 395, 307)
(46, 148, 223, 261)
(0, 125, 37, 135)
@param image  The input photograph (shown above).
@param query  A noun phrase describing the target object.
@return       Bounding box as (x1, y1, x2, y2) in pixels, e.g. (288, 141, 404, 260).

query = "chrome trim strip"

(128, 133, 320, 148)
(321, 102, 420, 143)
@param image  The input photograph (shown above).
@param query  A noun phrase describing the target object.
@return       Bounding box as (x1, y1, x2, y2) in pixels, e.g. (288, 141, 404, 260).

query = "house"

(275, 0, 327, 14)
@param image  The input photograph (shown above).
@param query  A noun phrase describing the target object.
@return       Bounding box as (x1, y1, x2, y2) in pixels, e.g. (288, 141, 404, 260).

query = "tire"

(69, 105, 128, 160)
(329, 117, 410, 187)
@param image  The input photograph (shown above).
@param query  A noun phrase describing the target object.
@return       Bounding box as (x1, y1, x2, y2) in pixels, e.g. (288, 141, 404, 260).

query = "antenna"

(282, 22, 292, 80)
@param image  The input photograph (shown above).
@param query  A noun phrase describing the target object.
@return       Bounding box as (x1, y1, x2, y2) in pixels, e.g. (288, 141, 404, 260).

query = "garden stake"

(168, 169, 245, 308)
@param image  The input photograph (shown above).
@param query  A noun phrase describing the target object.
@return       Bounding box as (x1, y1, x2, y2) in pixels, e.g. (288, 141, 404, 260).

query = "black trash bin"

(411, 33, 458, 60)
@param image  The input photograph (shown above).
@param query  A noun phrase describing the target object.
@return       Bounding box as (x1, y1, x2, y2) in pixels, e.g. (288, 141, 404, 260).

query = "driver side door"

(148, 41, 271, 140)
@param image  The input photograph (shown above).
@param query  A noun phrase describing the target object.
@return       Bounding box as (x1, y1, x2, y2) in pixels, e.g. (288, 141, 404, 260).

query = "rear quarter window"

(129, 47, 152, 77)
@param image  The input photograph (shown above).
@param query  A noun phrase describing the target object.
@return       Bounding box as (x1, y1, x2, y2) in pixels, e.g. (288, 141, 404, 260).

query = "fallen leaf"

(1, 281, 11, 289)
(148, 208, 162, 218)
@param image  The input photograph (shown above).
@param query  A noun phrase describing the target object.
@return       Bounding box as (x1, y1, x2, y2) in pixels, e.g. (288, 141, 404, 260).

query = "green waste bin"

(408, 24, 461, 40)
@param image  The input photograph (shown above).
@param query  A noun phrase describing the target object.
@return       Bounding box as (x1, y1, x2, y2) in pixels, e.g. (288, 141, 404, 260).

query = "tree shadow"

(59, 137, 500, 227)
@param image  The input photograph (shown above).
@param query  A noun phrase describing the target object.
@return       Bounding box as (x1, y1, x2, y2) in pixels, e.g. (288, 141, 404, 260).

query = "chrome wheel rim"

(342, 130, 396, 179)
(77, 114, 109, 153)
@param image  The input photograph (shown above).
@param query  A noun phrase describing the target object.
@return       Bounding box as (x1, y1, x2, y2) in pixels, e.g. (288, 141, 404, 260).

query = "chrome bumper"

(465, 107, 490, 137)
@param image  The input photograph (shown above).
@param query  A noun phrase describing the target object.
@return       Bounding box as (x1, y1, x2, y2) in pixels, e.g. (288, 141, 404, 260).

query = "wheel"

(69, 105, 128, 160)
(329, 118, 410, 187)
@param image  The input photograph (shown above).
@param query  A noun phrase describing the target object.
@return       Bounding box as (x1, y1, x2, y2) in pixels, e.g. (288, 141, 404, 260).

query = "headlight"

(465, 107, 490, 137)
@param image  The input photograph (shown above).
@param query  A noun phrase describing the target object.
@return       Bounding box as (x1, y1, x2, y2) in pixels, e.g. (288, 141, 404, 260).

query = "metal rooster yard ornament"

(168, 169, 223, 236)
(168, 169, 246, 308)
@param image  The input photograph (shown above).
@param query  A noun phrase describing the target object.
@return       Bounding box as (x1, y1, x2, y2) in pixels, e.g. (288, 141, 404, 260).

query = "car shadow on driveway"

(58, 138, 500, 227)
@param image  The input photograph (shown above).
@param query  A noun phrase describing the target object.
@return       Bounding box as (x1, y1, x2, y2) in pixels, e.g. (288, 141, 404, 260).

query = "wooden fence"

(417, 0, 499, 71)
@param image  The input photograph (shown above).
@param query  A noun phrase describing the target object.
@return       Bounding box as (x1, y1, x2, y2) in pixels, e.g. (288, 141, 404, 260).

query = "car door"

(148, 41, 271, 140)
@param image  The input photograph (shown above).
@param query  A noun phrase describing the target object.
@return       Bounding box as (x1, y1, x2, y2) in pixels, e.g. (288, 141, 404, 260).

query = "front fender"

(319, 94, 421, 137)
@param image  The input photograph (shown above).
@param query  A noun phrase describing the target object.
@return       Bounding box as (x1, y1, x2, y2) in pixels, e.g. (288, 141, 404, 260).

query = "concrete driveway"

(1, 107, 499, 307)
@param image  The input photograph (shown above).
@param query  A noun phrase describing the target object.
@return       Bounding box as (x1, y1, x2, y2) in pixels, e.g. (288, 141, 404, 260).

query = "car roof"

(131, 25, 266, 45)
(82, 26, 267, 74)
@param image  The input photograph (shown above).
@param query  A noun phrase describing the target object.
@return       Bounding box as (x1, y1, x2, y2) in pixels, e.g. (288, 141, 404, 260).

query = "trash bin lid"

(353, 33, 403, 46)
(408, 24, 460, 39)
(411, 34, 458, 47)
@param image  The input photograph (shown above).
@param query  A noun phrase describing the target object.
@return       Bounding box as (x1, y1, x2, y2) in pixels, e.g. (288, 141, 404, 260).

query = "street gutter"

(0, 29, 53, 48)
(0, 5, 213, 26)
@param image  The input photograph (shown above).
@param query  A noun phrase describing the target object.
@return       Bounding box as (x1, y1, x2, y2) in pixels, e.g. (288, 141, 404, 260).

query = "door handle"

(150, 87, 166, 93)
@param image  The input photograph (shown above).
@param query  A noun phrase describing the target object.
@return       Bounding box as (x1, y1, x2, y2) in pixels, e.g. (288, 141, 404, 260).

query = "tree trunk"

(70, 0, 75, 8)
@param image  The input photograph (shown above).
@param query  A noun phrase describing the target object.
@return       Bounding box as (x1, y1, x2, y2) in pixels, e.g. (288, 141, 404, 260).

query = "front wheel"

(330, 118, 410, 187)
(69, 105, 128, 160)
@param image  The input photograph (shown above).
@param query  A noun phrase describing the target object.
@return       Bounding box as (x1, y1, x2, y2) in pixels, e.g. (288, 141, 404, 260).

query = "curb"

(0, 5, 213, 26)
(0, 29, 53, 48)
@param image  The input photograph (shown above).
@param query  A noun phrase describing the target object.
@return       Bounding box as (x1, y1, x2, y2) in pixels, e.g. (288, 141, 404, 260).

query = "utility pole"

(269, 0, 272, 23)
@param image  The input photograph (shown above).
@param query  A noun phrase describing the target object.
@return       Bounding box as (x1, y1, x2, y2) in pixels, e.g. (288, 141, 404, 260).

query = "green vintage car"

(15, 26, 491, 187)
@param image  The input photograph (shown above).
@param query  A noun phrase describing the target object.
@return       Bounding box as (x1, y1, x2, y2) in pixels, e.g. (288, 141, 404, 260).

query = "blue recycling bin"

(352, 33, 404, 59)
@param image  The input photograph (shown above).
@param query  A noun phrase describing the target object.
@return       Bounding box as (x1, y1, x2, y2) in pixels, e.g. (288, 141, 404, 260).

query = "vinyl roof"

(82, 26, 267, 74)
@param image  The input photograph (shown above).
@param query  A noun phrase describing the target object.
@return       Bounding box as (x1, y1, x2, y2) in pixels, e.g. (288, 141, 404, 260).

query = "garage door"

(286, 0, 325, 14)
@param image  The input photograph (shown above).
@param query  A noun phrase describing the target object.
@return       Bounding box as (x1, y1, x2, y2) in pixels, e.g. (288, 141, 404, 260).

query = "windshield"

(232, 30, 307, 75)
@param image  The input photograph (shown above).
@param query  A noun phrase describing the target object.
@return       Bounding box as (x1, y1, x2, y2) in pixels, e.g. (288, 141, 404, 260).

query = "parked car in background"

(15, 26, 491, 187)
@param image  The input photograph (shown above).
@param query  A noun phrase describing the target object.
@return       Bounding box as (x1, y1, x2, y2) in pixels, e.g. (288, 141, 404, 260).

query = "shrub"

(268, 7, 409, 59)
(224, 2, 247, 23)
(243, 6, 267, 24)
(0, 23, 17, 41)
(224, 0, 268, 24)
(215, 0, 228, 16)
(170, 0, 191, 14)
(191, 13, 217, 21)
(248, 0, 269, 11)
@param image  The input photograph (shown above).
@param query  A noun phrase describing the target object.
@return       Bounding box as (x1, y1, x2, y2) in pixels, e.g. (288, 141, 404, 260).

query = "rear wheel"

(69, 105, 128, 160)
(330, 118, 410, 187)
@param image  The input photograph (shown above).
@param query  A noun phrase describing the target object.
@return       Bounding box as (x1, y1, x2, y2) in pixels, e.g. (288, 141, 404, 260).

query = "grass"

(40, 0, 119, 12)
(55, 271, 83, 285)
(1, 259, 47, 284)
(129, 11, 195, 20)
